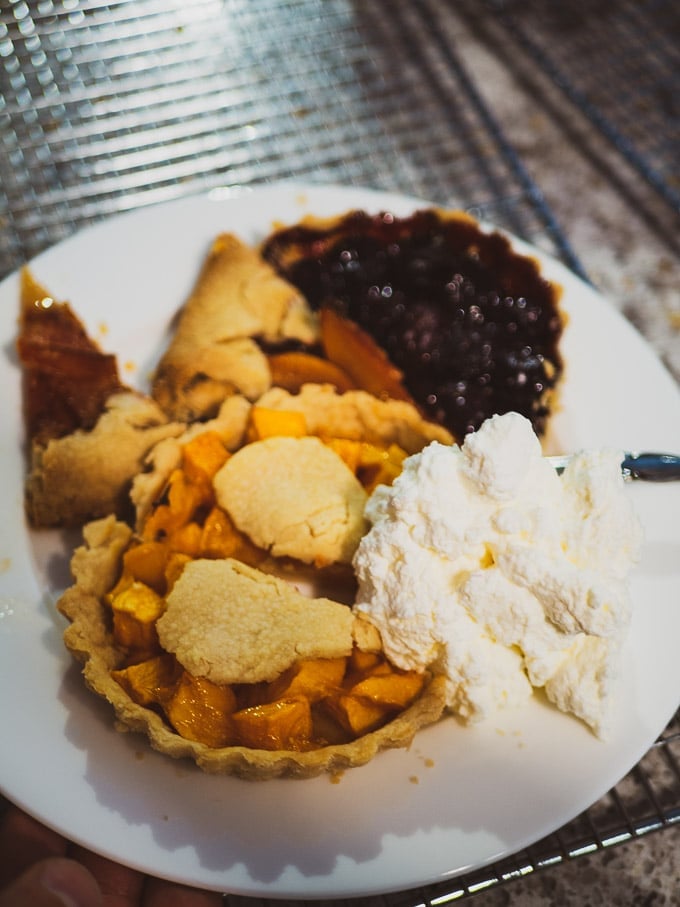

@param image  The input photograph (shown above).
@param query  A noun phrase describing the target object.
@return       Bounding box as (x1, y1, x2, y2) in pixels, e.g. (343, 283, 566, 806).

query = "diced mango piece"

(181, 431, 230, 483)
(322, 439, 407, 491)
(232, 680, 269, 711)
(349, 671, 426, 709)
(323, 693, 392, 737)
(166, 521, 203, 558)
(357, 442, 408, 492)
(347, 648, 382, 677)
(164, 551, 192, 590)
(143, 469, 211, 541)
(356, 442, 391, 468)
(266, 657, 346, 704)
(165, 672, 237, 748)
(268, 351, 356, 394)
(167, 469, 211, 521)
(141, 504, 171, 542)
(106, 572, 134, 601)
(248, 406, 307, 441)
(111, 581, 165, 654)
(199, 506, 262, 564)
(231, 698, 312, 751)
(122, 541, 170, 594)
(323, 438, 363, 473)
(310, 706, 352, 746)
(199, 506, 238, 558)
(112, 653, 182, 707)
(349, 658, 393, 682)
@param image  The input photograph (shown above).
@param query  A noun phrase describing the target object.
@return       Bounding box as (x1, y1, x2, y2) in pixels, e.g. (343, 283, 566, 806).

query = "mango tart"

(57, 391, 450, 779)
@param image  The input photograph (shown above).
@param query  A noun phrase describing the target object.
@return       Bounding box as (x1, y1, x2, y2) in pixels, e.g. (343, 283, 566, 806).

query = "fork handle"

(622, 452, 680, 481)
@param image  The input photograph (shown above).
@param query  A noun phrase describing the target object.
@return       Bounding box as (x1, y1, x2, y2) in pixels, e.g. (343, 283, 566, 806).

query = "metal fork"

(548, 451, 680, 481)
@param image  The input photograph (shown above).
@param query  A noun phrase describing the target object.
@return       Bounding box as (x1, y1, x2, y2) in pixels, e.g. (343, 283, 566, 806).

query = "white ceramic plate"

(1, 184, 679, 898)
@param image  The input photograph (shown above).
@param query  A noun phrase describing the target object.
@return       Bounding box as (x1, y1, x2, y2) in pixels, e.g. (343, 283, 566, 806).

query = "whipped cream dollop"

(353, 412, 643, 737)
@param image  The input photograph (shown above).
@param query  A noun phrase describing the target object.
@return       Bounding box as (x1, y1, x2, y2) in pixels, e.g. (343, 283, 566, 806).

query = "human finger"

(0, 857, 102, 907)
(68, 846, 144, 907)
(0, 804, 67, 887)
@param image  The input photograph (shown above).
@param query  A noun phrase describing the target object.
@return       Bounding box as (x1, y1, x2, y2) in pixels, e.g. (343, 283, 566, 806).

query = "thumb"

(0, 857, 102, 907)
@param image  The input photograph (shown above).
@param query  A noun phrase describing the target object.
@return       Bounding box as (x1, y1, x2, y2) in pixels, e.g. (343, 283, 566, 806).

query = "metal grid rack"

(403, 712, 680, 904)
(1, 1, 678, 902)
(465, 0, 680, 217)
(0, 0, 584, 279)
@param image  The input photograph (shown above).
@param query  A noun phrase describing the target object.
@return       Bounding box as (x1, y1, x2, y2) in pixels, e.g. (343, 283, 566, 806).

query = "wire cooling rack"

(1, 1, 678, 902)
(0, 0, 585, 278)
(464, 0, 680, 217)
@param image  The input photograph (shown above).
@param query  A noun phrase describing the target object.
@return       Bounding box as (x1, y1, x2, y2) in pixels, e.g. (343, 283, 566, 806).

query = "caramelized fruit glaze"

(18, 270, 125, 445)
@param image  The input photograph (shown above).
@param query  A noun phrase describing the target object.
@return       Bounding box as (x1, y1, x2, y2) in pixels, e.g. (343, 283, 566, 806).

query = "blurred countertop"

(455, 14, 680, 385)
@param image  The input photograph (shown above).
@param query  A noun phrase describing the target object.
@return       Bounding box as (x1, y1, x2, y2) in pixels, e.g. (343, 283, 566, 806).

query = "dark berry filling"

(262, 209, 564, 439)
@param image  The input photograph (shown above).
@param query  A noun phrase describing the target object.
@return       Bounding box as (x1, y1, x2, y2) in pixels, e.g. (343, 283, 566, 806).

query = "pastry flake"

(156, 558, 355, 684)
(26, 392, 184, 528)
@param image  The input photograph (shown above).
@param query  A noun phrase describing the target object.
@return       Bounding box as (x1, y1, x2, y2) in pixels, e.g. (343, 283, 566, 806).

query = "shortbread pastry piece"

(156, 558, 355, 684)
(255, 383, 453, 453)
(26, 392, 185, 528)
(152, 233, 318, 421)
(213, 436, 368, 566)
